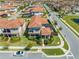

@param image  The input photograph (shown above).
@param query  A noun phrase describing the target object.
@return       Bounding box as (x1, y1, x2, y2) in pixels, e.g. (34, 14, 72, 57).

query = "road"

(44, 4, 79, 59)
(0, 52, 67, 59)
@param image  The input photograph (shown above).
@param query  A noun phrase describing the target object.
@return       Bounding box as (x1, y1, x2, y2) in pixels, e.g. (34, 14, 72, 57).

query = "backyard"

(47, 36, 61, 46)
(0, 35, 62, 47)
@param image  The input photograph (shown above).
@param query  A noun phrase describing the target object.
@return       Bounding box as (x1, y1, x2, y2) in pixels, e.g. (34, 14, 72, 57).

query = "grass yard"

(47, 36, 61, 46)
(63, 38, 69, 50)
(63, 15, 79, 32)
(30, 49, 38, 51)
(0, 36, 38, 46)
(42, 48, 64, 55)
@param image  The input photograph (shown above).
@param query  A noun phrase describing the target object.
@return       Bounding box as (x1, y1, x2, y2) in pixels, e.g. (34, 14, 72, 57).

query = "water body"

(72, 19, 79, 24)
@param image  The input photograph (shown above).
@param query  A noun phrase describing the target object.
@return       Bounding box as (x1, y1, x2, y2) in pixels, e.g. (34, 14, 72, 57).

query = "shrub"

(24, 41, 36, 51)
(3, 42, 9, 50)
(10, 37, 21, 43)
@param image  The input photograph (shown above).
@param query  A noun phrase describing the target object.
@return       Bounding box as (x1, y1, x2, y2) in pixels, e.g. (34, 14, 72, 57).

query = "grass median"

(42, 48, 64, 55)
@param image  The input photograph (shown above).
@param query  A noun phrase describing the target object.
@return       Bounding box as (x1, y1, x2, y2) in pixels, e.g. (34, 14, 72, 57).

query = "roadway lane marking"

(66, 51, 76, 59)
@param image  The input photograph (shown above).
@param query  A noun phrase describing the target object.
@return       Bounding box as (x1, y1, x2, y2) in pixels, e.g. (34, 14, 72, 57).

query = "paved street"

(0, 52, 67, 59)
(44, 4, 79, 59)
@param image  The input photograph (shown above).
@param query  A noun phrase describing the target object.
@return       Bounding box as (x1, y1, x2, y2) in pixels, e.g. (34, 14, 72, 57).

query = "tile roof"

(0, 18, 25, 29)
(1, 4, 14, 10)
(41, 27, 52, 35)
(28, 15, 48, 28)
(31, 6, 45, 12)
(27, 6, 45, 12)
(0, 11, 7, 15)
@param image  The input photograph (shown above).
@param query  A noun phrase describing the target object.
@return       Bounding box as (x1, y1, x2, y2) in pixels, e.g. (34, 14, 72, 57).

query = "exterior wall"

(0, 29, 3, 34)
(18, 26, 22, 36)
(0, 22, 26, 37)
(33, 12, 43, 15)
(2, 28, 19, 36)
(28, 27, 40, 35)
(18, 23, 26, 36)
(23, 23, 26, 31)
(10, 29, 19, 34)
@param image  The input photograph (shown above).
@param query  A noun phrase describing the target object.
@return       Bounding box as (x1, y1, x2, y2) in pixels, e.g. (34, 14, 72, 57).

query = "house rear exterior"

(28, 15, 52, 39)
(0, 18, 26, 37)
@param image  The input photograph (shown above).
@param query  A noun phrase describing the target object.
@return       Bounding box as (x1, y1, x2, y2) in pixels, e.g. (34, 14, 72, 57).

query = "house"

(40, 27, 52, 39)
(73, 5, 79, 12)
(0, 11, 8, 18)
(0, 3, 17, 15)
(0, 18, 26, 37)
(26, 6, 45, 16)
(28, 15, 52, 39)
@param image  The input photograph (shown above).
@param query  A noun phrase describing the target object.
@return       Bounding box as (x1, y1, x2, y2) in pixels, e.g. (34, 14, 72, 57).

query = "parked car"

(13, 51, 24, 56)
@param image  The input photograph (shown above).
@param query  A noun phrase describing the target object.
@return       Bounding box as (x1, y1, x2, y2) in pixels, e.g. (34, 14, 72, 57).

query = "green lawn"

(30, 49, 38, 51)
(47, 36, 61, 46)
(0, 36, 38, 46)
(42, 49, 64, 55)
(63, 15, 79, 32)
(0, 0, 4, 2)
(63, 38, 69, 50)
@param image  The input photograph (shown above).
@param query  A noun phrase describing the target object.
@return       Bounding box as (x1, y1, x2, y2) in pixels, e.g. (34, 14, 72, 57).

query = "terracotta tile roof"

(28, 16, 48, 28)
(0, 11, 7, 15)
(0, 18, 25, 28)
(27, 6, 45, 12)
(41, 27, 52, 35)
(1, 4, 14, 10)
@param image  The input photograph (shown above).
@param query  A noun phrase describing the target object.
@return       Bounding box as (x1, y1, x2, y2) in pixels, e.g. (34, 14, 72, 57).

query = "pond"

(72, 19, 79, 24)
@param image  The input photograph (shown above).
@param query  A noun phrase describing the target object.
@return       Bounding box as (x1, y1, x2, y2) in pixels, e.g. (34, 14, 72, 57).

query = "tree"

(53, 20, 57, 26)
(59, 26, 62, 31)
(24, 41, 36, 51)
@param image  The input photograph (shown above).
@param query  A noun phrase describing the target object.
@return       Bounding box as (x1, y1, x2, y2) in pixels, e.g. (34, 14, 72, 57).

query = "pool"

(72, 19, 79, 24)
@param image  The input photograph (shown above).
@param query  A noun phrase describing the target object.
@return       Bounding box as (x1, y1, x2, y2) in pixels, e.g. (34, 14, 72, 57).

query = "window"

(11, 28, 18, 30)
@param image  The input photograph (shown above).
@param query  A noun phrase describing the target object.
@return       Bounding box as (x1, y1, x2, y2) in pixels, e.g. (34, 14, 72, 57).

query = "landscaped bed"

(42, 48, 64, 55)
(47, 36, 61, 46)
(63, 15, 79, 33)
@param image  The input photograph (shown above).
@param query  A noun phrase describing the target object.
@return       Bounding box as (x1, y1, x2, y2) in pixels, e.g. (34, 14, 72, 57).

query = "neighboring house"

(73, 5, 79, 12)
(0, 3, 17, 15)
(0, 11, 9, 18)
(61, 6, 71, 14)
(26, 6, 45, 16)
(28, 15, 52, 39)
(0, 18, 26, 37)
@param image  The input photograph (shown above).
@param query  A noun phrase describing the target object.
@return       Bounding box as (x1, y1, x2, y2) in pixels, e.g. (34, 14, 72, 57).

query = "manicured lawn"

(0, 0, 4, 2)
(30, 49, 38, 51)
(0, 36, 38, 46)
(47, 36, 61, 46)
(42, 49, 64, 55)
(63, 40, 69, 50)
(62, 36, 69, 50)
(63, 15, 79, 32)
(59, 33, 69, 50)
